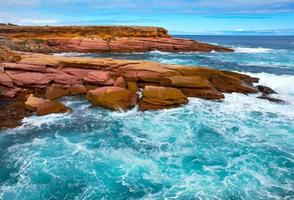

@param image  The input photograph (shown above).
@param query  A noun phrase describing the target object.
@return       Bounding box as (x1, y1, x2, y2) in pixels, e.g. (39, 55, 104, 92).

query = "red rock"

(114, 76, 126, 88)
(209, 74, 258, 94)
(86, 71, 110, 83)
(25, 94, 70, 116)
(160, 76, 213, 88)
(47, 71, 82, 85)
(45, 86, 69, 100)
(181, 88, 225, 100)
(0, 71, 13, 87)
(67, 84, 87, 95)
(87, 87, 136, 111)
(36, 100, 70, 116)
(9, 72, 50, 87)
(127, 82, 139, 92)
(139, 86, 188, 111)
(0, 86, 21, 98)
(3, 63, 46, 72)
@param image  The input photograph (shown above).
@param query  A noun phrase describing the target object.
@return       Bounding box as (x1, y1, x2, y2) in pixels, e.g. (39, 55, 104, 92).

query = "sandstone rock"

(139, 86, 188, 111)
(0, 86, 21, 98)
(160, 76, 213, 88)
(3, 63, 46, 72)
(9, 72, 50, 87)
(87, 87, 137, 111)
(127, 82, 139, 92)
(45, 86, 69, 100)
(0, 45, 21, 63)
(36, 100, 70, 116)
(181, 88, 225, 100)
(47, 71, 82, 85)
(67, 84, 87, 95)
(0, 26, 233, 53)
(0, 71, 13, 87)
(209, 73, 258, 94)
(25, 94, 70, 115)
(114, 76, 126, 88)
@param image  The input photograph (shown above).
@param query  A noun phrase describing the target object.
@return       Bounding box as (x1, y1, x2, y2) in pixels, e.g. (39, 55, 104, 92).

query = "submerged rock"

(139, 86, 188, 111)
(257, 95, 285, 104)
(87, 87, 137, 111)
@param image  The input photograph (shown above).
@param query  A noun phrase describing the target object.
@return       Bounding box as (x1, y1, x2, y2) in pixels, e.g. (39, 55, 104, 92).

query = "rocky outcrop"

(0, 25, 233, 53)
(0, 45, 21, 62)
(25, 94, 70, 115)
(0, 52, 265, 127)
(256, 85, 284, 103)
(87, 87, 137, 111)
(139, 86, 188, 111)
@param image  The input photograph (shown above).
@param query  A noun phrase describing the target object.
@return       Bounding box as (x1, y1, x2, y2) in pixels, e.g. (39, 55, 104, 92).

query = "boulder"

(45, 86, 69, 100)
(209, 73, 258, 94)
(127, 81, 139, 92)
(87, 87, 137, 111)
(257, 95, 285, 103)
(114, 76, 126, 88)
(139, 86, 188, 111)
(257, 85, 277, 95)
(36, 100, 70, 116)
(67, 84, 87, 95)
(25, 94, 70, 115)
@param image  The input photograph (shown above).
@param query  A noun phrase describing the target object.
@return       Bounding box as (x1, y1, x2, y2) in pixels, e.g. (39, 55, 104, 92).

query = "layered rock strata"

(0, 51, 262, 128)
(0, 25, 233, 53)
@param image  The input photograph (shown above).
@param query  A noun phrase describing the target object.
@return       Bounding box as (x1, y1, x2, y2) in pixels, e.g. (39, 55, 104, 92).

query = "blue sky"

(1, 0, 294, 35)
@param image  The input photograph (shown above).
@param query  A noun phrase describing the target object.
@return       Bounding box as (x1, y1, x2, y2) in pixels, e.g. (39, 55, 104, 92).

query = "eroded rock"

(139, 86, 188, 111)
(87, 87, 137, 111)
(25, 94, 70, 116)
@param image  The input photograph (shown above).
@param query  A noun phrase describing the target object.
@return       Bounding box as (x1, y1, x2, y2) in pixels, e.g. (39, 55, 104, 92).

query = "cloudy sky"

(1, 0, 294, 35)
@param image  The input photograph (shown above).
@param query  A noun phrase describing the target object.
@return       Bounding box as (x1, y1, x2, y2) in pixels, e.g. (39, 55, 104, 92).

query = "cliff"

(0, 25, 233, 53)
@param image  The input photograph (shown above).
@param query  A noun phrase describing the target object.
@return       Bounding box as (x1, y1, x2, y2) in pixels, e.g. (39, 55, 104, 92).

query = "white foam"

(234, 47, 273, 53)
(52, 52, 92, 57)
(246, 72, 294, 96)
(148, 50, 171, 55)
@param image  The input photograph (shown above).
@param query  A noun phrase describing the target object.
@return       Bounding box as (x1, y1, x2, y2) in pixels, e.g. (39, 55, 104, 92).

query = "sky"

(0, 0, 294, 35)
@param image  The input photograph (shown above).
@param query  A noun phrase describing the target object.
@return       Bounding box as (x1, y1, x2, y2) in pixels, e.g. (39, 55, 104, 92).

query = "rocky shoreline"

(0, 25, 233, 53)
(0, 25, 278, 128)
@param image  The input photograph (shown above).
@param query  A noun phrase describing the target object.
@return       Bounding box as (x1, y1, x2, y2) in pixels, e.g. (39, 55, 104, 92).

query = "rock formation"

(0, 25, 279, 129)
(0, 51, 262, 128)
(0, 25, 233, 53)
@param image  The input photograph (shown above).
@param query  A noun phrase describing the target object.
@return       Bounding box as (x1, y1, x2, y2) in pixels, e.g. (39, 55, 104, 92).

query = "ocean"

(0, 36, 294, 199)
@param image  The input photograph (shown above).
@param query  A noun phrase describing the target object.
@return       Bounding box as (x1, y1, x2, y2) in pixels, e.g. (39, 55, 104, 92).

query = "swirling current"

(0, 36, 294, 199)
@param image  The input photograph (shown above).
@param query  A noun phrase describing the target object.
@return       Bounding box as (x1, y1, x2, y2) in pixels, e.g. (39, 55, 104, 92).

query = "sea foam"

(234, 47, 274, 53)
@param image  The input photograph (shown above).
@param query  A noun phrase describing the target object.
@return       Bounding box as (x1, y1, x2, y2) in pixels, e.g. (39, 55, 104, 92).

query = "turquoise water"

(1, 36, 294, 199)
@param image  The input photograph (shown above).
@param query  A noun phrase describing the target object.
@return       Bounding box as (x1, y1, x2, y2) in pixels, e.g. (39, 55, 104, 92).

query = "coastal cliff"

(0, 25, 233, 53)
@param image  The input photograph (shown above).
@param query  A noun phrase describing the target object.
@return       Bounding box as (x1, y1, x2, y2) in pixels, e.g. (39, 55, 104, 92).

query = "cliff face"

(0, 25, 233, 53)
